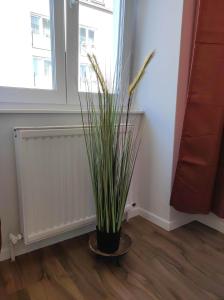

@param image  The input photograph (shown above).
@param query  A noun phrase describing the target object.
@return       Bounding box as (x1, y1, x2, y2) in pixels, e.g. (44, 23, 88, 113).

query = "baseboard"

(169, 215, 195, 230)
(138, 208, 194, 231)
(196, 213, 224, 234)
(138, 208, 171, 230)
(138, 208, 224, 233)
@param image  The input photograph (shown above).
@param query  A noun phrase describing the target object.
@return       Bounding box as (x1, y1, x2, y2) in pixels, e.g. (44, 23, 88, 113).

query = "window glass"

(80, 27, 87, 56)
(43, 18, 51, 38)
(79, 63, 97, 91)
(79, 0, 117, 92)
(88, 30, 94, 44)
(0, 0, 54, 89)
(32, 56, 52, 88)
(44, 60, 51, 76)
(31, 15, 40, 34)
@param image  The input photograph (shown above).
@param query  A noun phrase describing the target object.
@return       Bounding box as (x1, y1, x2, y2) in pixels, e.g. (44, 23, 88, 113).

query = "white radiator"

(14, 125, 133, 245)
(14, 126, 96, 245)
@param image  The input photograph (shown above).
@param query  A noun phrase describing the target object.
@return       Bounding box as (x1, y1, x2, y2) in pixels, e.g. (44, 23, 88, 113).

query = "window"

(31, 14, 51, 54)
(80, 27, 87, 56)
(30, 13, 53, 90)
(0, 0, 126, 105)
(79, 27, 95, 57)
(78, 1, 118, 92)
(31, 15, 40, 34)
(32, 56, 41, 86)
(44, 60, 52, 76)
(32, 57, 52, 89)
(79, 63, 97, 91)
(88, 30, 94, 44)
(43, 18, 51, 38)
(0, 1, 55, 91)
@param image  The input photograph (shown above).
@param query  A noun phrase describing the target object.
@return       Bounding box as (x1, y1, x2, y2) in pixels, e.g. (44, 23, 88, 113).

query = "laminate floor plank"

(0, 217, 224, 300)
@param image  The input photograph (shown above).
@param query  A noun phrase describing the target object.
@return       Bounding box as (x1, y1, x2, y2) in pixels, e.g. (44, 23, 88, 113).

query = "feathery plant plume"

(129, 50, 155, 96)
(79, 51, 154, 233)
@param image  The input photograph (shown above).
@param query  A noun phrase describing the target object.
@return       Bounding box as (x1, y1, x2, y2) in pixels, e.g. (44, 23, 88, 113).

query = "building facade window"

(30, 12, 52, 90)
(31, 15, 40, 34)
(44, 60, 51, 76)
(43, 18, 50, 38)
(32, 56, 52, 89)
(79, 63, 97, 91)
(79, 27, 95, 57)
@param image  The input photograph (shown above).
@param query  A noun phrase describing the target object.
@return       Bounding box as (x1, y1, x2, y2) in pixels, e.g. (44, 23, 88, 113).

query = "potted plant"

(80, 51, 154, 253)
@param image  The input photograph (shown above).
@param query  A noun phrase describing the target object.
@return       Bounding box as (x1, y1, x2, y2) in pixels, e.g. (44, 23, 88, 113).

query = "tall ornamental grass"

(80, 51, 154, 233)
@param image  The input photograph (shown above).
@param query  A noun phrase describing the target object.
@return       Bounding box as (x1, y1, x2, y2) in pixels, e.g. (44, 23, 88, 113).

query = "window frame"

(0, 0, 131, 108)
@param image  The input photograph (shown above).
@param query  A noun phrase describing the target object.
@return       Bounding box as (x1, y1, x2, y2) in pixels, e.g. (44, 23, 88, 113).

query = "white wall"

(131, 0, 195, 228)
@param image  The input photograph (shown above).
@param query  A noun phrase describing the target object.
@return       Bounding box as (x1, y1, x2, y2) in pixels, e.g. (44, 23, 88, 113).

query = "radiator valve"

(9, 233, 22, 245)
(9, 233, 23, 262)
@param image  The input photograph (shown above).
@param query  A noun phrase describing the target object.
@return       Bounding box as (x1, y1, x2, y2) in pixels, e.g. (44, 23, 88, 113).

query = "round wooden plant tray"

(89, 232, 132, 257)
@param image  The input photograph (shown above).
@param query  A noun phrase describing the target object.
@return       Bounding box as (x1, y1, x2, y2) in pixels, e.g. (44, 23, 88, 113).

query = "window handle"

(69, 0, 78, 8)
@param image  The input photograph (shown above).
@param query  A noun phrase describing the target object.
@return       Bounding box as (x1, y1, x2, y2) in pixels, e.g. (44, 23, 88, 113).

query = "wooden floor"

(0, 217, 224, 300)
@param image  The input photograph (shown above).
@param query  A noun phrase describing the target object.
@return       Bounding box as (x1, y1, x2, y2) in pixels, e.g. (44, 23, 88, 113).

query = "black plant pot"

(96, 227, 121, 254)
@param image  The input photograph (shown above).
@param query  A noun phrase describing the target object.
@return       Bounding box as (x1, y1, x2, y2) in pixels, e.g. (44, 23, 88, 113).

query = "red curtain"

(171, 0, 224, 218)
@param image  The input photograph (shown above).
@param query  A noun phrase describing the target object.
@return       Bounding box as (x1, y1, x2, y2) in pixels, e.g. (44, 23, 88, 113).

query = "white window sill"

(0, 104, 144, 115)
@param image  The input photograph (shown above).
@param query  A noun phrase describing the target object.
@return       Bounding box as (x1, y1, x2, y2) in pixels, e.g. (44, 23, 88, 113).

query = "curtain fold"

(171, 0, 224, 217)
